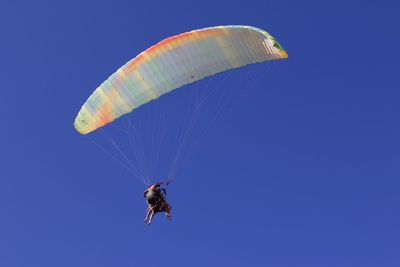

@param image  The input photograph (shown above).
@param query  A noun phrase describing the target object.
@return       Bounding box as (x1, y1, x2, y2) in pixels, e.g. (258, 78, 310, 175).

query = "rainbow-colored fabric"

(74, 25, 288, 134)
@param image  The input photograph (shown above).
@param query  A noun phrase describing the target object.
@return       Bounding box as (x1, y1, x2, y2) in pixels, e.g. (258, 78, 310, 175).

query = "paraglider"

(143, 181, 172, 225)
(74, 25, 288, 225)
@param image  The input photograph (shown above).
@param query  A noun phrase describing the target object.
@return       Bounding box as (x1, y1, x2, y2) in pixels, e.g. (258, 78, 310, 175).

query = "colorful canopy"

(74, 25, 288, 134)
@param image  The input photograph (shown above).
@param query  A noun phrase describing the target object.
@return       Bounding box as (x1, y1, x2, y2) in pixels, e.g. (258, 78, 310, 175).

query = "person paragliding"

(73, 25, 288, 226)
(143, 181, 172, 225)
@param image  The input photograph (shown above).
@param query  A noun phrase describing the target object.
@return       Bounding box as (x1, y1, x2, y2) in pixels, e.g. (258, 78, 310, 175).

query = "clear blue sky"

(1, 0, 399, 266)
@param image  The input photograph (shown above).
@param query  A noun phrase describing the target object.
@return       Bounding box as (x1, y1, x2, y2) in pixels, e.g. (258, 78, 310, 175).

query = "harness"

(145, 181, 169, 206)
(146, 189, 160, 205)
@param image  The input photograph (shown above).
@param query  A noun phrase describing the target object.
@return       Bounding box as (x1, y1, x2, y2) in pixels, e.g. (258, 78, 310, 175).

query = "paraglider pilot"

(144, 181, 172, 225)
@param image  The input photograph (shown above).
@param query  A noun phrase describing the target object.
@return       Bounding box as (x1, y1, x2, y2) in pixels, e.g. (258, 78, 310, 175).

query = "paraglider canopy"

(74, 25, 288, 135)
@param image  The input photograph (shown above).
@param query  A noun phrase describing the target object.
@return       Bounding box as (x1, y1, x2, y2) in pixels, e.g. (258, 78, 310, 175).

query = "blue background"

(1, 0, 399, 266)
